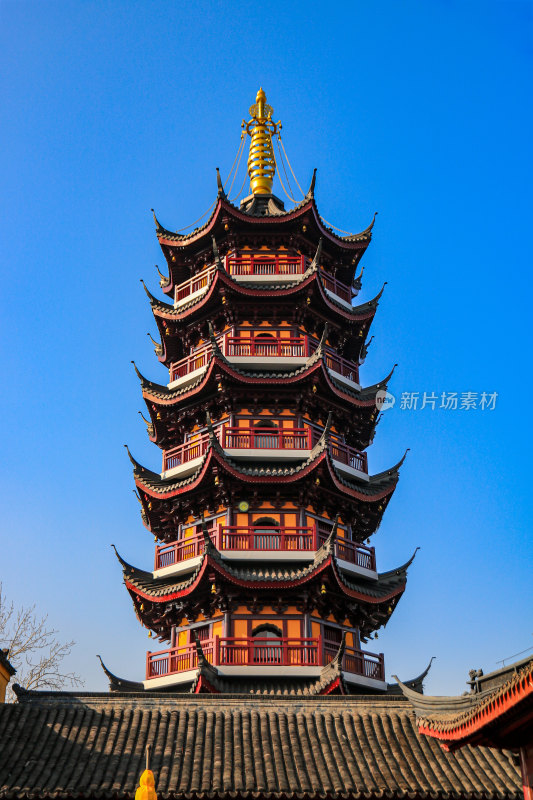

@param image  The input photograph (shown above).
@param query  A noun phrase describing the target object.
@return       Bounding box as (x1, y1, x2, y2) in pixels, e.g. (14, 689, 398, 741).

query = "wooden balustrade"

(169, 344, 212, 383)
(329, 440, 368, 472)
(172, 257, 353, 308)
(225, 336, 309, 358)
(317, 527, 376, 571)
(154, 526, 316, 569)
(162, 433, 212, 471)
(168, 332, 359, 386)
(162, 425, 367, 476)
(220, 526, 315, 551)
(174, 267, 215, 304)
(146, 637, 384, 680)
(226, 254, 307, 276)
(155, 524, 375, 571)
(324, 350, 359, 383)
(223, 427, 311, 450)
(319, 270, 353, 304)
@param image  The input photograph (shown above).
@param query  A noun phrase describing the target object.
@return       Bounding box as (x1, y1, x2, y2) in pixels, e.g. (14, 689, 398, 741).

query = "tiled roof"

(396, 656, 533, 744)
(0, 693, 521, 799)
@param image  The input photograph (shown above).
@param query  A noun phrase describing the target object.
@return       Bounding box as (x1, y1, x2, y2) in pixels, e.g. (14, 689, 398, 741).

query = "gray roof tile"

(0, 694, 521, 799)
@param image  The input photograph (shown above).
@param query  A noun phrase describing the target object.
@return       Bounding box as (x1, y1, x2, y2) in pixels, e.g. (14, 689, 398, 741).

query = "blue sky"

(1, 0, 532, 694)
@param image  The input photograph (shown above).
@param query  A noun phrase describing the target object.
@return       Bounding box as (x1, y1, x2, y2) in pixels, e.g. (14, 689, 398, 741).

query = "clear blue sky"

(1, 0, 532, 695)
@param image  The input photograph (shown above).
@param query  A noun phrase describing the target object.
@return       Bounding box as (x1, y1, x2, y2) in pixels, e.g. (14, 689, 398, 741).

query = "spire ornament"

(242, 88, 281, 195)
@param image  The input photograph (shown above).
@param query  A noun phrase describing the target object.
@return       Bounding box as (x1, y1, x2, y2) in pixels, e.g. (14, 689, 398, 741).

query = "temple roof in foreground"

(0, 692, 522, 800)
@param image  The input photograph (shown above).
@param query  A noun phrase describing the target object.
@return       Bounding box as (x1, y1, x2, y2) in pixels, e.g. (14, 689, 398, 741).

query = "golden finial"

(135, 746, 157, 800)
(242, 88, 281, 195)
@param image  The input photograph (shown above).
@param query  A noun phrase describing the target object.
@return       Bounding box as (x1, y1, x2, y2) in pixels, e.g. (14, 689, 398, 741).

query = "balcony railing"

(329, 439, 368, 472)
(226, 254, 307, 276)
(169, 344, 212, 383)
(146, 637, 385, 680)
(174, 267, 216, 305)
(317, 527, 376, 571)
(172, 256, 354, 306)
(162, 433, 211, 471)
(162, 425, 367, 476)
(324, 350, 359, 383)
(224, 426, 311, 450)
(224, 336, 309, 358)
(319, 270, 354, 304)
(154, 525, 376, 571)
(220, 526, 315, 552)
(169, 333, 360, 385)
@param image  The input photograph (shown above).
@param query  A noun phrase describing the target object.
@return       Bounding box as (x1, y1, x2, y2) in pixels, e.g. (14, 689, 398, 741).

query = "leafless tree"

(0, 584, 83, 702)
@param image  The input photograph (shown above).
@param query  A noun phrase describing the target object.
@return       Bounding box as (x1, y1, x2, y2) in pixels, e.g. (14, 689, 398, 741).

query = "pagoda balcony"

(161, 426, 368, 480)
(172, 256, 355, 309)
(174, 267, 216, 308)
(154, 525, 376, 575)
(225, 254, 308, 282)
(168, 334, 360, 389)
(145, 636, 385, 688)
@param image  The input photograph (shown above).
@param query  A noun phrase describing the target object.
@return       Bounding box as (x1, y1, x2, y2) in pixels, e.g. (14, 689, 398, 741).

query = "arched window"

(251, 623, 283, 665)
(253, 516, 281, 550)
(253, 331, 277, 357)
(252, 418, 279, 449)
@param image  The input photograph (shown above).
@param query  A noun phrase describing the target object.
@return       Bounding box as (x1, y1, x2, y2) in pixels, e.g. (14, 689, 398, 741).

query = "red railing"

(168, 333, 359, 384)
(324, 350, 359, 383)
(146, 639, 215, 677)
(324, 645, 384, 680)
(218, 637, 319, 666)
(146, 637, 384, 680)
(169, 344, 212, 383)
(319, 270, 353, 304)
(155, 526, 314, 569)
(329, 440, 368, 472)
(154, 529, 215, 568)
(226, 254, 307, 276)
(220, 526, 315, 551)
(162, 433, 211, 471)
(174, 268, 215, 304)
(225, 336, 309, 358)
(155, 524, 376, 571)
(171, 257, 353, 308)
(162, 426, 367, 474)
(317, 527, 376, 571)
(223, 426, 311, 450)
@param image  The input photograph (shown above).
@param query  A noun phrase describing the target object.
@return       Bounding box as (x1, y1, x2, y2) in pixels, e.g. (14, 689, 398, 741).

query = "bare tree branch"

(0, 583, 84, 702)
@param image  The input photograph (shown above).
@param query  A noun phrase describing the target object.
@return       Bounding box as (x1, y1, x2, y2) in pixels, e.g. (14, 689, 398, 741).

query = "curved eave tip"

(110, 543, 127, 567)
(151, 208, 162, 231)
(306, 168, 317, 199)
(397, 447, 411, 469)
(139, 279, 157, 303)
(405, 545, 421, 569)
(123, 443, 143, 470)
(375, 281, 388, 301)
(216, 167, 227, 199)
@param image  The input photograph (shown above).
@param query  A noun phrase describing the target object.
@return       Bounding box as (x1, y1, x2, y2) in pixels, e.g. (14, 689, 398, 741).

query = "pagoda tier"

(144, 264, 381, 367)
(115, 531, 413, 638)
(129, 438, 404, 541)
(135, 353, 395, 452)
(153, 188, 375, 298)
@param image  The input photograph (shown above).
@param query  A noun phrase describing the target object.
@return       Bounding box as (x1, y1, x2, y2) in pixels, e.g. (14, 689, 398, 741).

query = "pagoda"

(109, 88, 417, 695)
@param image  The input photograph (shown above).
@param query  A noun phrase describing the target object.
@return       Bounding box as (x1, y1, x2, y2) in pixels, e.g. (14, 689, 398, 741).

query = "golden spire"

(135, 746, 157, 800)
(242, 88, 281, 195)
